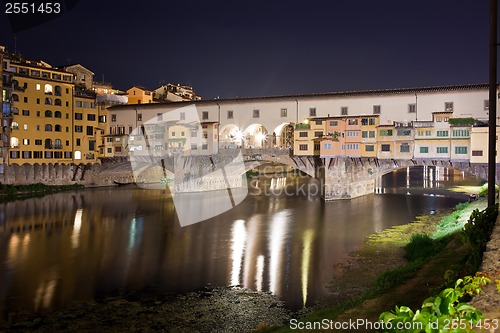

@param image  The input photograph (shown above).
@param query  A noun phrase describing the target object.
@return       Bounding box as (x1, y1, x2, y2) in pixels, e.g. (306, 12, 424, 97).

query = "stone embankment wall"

(471, 213, 500, 331)
(0, 158, 135, 186)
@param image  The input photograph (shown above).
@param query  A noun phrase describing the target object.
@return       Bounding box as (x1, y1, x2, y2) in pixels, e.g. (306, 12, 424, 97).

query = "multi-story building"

(3, 55, 75, 165)
(127, 86, 153, 104)
(153, 83, 201, 102)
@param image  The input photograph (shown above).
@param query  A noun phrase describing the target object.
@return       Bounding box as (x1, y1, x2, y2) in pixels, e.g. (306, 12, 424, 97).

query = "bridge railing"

(217, 147, 292, 159)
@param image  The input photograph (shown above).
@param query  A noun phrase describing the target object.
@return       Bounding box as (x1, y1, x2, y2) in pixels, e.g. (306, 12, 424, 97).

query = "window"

(347, 143, 359, 150)
(12, 94, 19, 101)
(437, 147, 448, 154)
(45, 97, 52, 105)
(54, 139, 62, 149)
(484, 100, 490, 111)
(348, 119, 358, 125)
(315, 120, 322, 125)
(201, 111, 208, 120)
(75, 151, 82, 160)
(36, 98, 40, 104)
(137, 113, 142, 121)
(45, 110, 52, 118)
(445, 102, 454, 111)
(341, 107, 348, 115)
(22, 151, 32, 159)
(36, 111, 40, 117)
(10, 137, 19, 149)
(373, 105, 381, 114)
(314, 143, 320, 150)
(44, 139, 52, 149)
(408, 104, 416, 113)
(362, 131, 368, 138)
(107, 148, 112, 154)
(36, 84, 41, 90)
(379, 129, 393, 136)
(347, 131, 358, 137)
(299, 144, 308, 151)
(369, 131, 375, 138)
(453, 129, 470, 137)
(309, 108, 316, 117)
(89, 140, 95, 151)
(299, 132, 308, 137)
(23, 138, 30, 145)
(75, 113, 83, 120)
(55, 125, 62, 132)
(455, 146, 468, 154)
(111, 114, 117, 122)
(253, 109, 259, 118)
(45, 124, 52, 131)
(76, 101, 83, 107)
(23, 97, 28, 103)
(54, 111, 62, 118)
(34, 151, 43, 159)
(202, 144, 208, 150)
(436, 130, 449, 137)
(472, 150, 483, 156)
(171, 131, 176, 137)
(12, 107, 19, 115)
(10, 151, 20, 159)
(76, 138, 81, 146)
(365, 145, 375, 152)
(227, 110, 233, 119)
(54, 99, 62, 106)
(22, 109, 29, 116)
(87, 126, 94, 135)
(191, 130, 197, 137)
(54, 86, 62, 96)
(397, 129, 411, 136)
(314, 131, 323, 137)
(381, 144, 391, 152)
(400, 143, 410, 153)
(324, 143, 332, 149)
(330, 121, 338, 126)
(75, 126, 83, 133)
(35, 139, 42, 145)
(281, 108, 287, 117)
(191, 144, 198, 150)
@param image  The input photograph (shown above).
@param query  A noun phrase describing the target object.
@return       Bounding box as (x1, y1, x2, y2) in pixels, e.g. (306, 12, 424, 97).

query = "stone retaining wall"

(471, 211, 500, 332)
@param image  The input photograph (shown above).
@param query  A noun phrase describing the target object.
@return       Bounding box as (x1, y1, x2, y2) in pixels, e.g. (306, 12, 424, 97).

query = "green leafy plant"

(379, 274, 490, 332)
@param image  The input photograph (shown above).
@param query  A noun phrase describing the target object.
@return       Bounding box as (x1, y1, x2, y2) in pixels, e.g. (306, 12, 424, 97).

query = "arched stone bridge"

(127, 148, 500, 200)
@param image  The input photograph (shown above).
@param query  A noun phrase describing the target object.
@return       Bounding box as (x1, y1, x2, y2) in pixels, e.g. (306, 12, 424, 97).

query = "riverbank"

(0, 183, 84, 202)
(265, 198, 488, 333)
(0, 286, 290, 332)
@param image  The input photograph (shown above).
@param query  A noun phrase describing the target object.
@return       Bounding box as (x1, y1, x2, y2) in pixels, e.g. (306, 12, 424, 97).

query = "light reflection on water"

(0, 167, 479, 320)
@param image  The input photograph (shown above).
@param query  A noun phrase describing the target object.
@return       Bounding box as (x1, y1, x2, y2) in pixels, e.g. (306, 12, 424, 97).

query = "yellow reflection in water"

(269, 210, 289, 295)
(230, 219, 247, 286)
(301, 229, 315, 306)
(71, 209, 83, 249)
(255, 255, 264, 292)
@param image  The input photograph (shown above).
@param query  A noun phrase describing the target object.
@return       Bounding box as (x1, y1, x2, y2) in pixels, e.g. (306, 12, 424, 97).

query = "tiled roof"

(109, 83, 491, 111)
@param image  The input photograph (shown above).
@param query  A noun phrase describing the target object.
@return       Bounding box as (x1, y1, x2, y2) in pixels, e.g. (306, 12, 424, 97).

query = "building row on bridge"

(293, 111, 500, 163)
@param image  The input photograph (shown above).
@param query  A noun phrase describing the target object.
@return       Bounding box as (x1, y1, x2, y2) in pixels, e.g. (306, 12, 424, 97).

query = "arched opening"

(45, 124, 53, 132)
(54, 139, 62, 149)
(219, 124, 241, 148)
(45, 97, 52, 105)
(244, 124, 269, 148)
(274, 122, 295, 148)
(54, 99, 62, 106)
(44, 138, 52, 149)
(10, 137, 19, 148)
(45, 110, 52, 117)
(54, 124, 62, 132)
(54, 86, 62, 96)
(44, 84, 53, 94)
(54, 111, 62, 118)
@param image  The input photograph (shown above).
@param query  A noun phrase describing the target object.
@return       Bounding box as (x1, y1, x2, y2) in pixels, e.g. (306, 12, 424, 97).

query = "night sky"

(0, 0, 496, 99)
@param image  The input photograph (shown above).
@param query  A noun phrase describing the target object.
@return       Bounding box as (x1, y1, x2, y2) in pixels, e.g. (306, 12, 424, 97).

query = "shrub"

(404, 234, 440, 262)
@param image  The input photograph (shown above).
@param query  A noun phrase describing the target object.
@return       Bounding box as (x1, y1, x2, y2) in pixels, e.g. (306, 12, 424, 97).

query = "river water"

(0, 166, 481, 320)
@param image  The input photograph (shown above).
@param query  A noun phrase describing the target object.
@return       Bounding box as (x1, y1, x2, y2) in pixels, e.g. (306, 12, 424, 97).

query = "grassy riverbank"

(0, 183, 83, 201)
(264, 197, 487, 333)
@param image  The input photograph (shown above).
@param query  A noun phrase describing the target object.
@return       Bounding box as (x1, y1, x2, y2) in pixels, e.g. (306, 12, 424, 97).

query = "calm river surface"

(0, 166, 481, 319)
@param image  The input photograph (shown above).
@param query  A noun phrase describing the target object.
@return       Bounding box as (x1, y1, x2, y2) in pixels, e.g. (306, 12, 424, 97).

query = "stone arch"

(219, 124, 241, 148)
(273, 122, 295, 148)
(243, 123, 269, 148)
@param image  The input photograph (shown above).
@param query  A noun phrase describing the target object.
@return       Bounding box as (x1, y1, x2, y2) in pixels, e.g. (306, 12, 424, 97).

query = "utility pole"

(488, 0, 497, 207)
